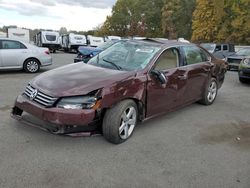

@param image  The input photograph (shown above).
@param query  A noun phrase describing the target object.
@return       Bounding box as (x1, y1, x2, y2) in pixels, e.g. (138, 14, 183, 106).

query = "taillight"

(45, 50, 50, 55)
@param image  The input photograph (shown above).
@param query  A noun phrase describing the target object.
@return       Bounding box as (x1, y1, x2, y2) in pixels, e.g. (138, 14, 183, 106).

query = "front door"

(146, 47, 187, 117)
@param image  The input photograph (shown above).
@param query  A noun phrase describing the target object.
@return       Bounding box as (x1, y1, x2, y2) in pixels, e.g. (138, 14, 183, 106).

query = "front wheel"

(199, 78, 218, 105)
(103, 100, 138, 144)
(23, 59, 40, 73)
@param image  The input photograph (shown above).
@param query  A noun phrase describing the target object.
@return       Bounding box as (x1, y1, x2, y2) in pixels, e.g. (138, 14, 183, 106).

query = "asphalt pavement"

(0, 51, 250, 188)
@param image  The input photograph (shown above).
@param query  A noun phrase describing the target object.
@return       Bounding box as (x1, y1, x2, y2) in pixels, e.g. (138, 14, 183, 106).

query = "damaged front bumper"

(11, 94, 101, 136)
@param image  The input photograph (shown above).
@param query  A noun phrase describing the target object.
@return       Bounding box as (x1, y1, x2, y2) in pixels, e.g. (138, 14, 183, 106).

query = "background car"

(74, 40, 118, 63)
(200, 43, 235, 59)
(0, 38, 52, 73)
(226, 47, 250, 70)
(238, 57, 250, 83)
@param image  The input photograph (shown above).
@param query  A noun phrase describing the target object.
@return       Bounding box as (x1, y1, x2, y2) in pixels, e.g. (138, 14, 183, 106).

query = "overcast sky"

(0, 0, 116, 31)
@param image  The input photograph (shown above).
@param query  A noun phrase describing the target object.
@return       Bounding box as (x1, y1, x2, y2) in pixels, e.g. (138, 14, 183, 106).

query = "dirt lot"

(0, 52, 250, 188)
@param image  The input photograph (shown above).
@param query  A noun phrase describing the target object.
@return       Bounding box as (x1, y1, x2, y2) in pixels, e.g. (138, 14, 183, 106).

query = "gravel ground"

(0, 52, 250, 188)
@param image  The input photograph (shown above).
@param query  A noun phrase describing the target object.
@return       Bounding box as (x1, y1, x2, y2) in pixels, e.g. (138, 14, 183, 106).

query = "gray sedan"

(0, 38, 52, 73)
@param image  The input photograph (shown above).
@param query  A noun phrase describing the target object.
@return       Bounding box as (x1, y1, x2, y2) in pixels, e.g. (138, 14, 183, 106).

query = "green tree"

(136, 0, 164, 37)
(98, 0, 163, 37)
(59, 27, 68, 35)
(161, 0, 196, 39)
(218, 0, 250, 44)
(192, 0, 224, 42)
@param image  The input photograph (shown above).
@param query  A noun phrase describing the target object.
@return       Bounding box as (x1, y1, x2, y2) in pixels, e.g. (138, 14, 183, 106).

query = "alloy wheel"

(119, 106, 137, 140)
(207, 81, 217, 103)
(26, 61, 39, 72)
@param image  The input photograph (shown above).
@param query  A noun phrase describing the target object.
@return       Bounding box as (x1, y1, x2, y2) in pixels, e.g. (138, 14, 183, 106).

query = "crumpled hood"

(31, 63, 135, 97)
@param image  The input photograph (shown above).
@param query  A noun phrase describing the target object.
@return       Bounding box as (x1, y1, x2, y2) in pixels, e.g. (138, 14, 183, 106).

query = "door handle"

(177, 75, 187, 80)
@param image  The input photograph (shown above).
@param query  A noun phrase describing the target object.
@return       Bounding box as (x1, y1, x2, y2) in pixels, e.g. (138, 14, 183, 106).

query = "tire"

(23, 59, 40, 73)
(239, 77, 248, 84)
(199, 78, 218, 105)
(103, 100, 138, 144)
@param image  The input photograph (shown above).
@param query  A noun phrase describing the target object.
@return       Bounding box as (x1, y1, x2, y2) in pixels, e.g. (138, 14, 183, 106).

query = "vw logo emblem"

(30, 89, 38, 100)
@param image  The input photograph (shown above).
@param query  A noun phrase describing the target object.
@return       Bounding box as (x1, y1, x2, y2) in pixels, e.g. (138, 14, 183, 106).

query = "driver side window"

(154, 48, 179, 71)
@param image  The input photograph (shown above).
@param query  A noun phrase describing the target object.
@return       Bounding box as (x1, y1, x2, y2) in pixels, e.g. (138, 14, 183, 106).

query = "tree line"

(1, 0, 249, 44)
(96, 0, 250, 44)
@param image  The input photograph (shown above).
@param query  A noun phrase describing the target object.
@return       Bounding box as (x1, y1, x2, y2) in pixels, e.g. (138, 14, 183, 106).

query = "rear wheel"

(23, 59, 40, 73)
(199, 78, 218, 105)
(239, 77, 248, 83)
(103, 100, 138, 144)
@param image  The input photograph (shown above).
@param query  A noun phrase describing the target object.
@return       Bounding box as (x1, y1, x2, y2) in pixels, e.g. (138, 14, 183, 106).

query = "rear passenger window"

(154, 48, 179, 70)
(182, 46, 208, 65)
(215, 45, 221, 51)
(1, 40, 26, 49)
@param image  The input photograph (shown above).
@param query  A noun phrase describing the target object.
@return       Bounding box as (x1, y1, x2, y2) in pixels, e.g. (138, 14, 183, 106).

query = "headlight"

(242, 58, 250, 65)
(56, 96, 99, 109)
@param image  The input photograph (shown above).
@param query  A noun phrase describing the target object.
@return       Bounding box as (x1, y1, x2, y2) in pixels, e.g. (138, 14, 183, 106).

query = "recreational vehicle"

(87, 35, 104, 47)
(35, 31, 60, 52)
(61, 33, 87, 52)
(7, 28, 30, 43)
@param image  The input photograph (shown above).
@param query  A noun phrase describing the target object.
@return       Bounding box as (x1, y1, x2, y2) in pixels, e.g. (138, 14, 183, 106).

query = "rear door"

(179, 45, 212, 103)
(146, 47, 187, 117)
(1, 40, 27, 67)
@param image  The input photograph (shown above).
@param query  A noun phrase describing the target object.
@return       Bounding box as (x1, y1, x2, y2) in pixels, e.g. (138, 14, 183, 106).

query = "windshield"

(200, 43, 216, 53)
(97, 41, 115, 50)
(88, 41, 160, 71)
(236, 48, 250, 56)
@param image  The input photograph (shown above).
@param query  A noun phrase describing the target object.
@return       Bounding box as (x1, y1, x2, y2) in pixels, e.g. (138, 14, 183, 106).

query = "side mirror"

(151, 70, 167, 85)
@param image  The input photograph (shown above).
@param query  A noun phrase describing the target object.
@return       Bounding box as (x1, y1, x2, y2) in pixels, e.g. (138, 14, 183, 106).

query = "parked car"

(200, 43, 235, 59)
(0, 38, 52, 73)
(238, 57, 250, 83)
(226, 47, 250, 70)
(12, 39, 227, 144)
(74, 40, 117, 63)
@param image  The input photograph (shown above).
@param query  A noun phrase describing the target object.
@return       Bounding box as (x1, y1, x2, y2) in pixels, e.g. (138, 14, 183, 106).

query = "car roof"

(128, 38, 193, 48)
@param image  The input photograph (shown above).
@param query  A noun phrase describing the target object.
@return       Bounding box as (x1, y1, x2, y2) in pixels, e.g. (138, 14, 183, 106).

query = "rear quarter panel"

(211, 57, 227, 88)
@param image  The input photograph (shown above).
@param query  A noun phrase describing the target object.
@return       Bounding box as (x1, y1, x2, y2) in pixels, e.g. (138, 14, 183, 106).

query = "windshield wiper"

(102, 58, 123, 70)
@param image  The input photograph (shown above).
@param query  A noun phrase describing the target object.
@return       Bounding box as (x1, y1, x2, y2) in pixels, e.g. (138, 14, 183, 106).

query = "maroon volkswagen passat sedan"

(12, 39, 227, 144)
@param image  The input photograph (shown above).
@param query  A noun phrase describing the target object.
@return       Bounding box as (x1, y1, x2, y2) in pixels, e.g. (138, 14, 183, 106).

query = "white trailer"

(105, 36, 121, 41)
(178, 38, 190, 43)
(7, 28, 30, 43)
(35, 31, 60, 53)
(61, 33, 87, 52)
(87, 35, 104, 47)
